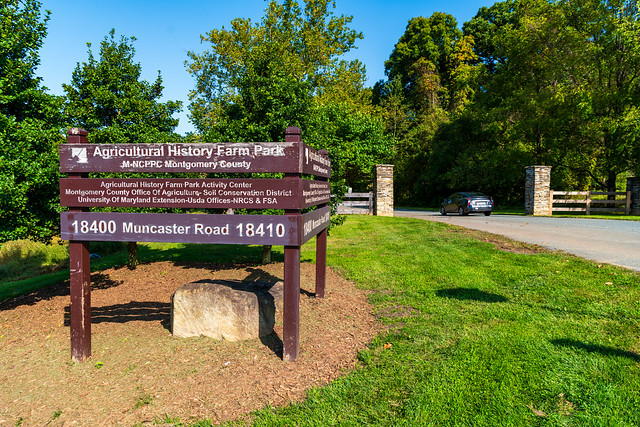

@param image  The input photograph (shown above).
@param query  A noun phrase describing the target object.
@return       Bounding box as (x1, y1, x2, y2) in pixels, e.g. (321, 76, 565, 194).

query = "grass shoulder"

(398, 205, 640, 220)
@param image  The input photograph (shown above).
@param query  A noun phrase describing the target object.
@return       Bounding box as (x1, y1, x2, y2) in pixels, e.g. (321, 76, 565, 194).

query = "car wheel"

(484, 212, 491, 216)
(458, 206, 466, 216)
(440, 206, 447, 216)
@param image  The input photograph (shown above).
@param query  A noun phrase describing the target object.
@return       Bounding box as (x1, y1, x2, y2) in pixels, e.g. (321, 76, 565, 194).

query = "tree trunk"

(261, 245, 272, 265)
(607, 171, 617, 194)
(127, 241, 139, 269)
(535, 126, 543, 163)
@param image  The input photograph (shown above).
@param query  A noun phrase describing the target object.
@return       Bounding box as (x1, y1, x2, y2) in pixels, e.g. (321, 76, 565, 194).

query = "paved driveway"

(394, 209, 640, 272)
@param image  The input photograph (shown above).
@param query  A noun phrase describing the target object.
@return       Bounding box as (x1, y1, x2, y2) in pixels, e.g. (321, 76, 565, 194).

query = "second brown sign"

(60, 178, 331, 210)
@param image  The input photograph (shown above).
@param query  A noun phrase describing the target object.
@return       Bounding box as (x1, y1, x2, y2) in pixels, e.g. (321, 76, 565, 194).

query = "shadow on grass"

(0, 273, 122, 311)
(551, 338, 640, 362)
(436, 287, 508, 303)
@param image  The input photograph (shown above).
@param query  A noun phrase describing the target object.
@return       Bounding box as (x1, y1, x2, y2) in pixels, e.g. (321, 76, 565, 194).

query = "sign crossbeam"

(60, 127, 330, 363)
(60, 178, 330, 210)
(59, 141, 331, 177)
(60, 207, 330, 247)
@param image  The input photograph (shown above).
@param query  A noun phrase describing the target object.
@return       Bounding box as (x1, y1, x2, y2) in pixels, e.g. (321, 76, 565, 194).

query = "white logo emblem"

(71, 147, 88, 164)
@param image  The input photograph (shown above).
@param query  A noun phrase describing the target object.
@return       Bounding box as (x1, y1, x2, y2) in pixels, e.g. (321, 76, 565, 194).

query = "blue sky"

(38, 0, 494, 134)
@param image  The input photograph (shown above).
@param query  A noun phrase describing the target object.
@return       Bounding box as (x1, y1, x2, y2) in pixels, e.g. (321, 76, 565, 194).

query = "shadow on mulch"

(62, 301, 171, 327)
(0, 262, 281, 313)
(261, 332, 284, 358)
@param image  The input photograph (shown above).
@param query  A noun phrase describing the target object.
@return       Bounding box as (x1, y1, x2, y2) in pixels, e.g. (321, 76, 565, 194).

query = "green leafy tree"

(557, 0, 640, 192)
(0, 0, 64, 243)
(372, 77, 410, 139)
(376, 12, 481, 204)
(385, 12, 479, 113)
(63, 29, 182, 265)
(186, 0, 364, 142)
(306, 102, 393, 191)
(383, 0, 639, 207)
(471, 0, 567, 163)
(462, 0, 517, 74)
(187, 0, 374, 259)
(63, 29, 182, 144)
(467, 0, 640, 194)
(418, 108, 531, 206)
(422, 0, 584, 204)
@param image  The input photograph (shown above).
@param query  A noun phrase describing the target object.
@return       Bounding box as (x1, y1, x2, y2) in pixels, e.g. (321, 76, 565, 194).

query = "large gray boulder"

(171, 279, 284, 341)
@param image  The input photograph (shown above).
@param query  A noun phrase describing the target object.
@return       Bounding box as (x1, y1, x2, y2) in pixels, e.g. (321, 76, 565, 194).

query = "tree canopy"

(186, 0, 365, 143)
(3, 0, 640, 244)
(466, 0, 640, 194)
(374, 11, 482, 202)
(385, 12, 479, 113)
(63, 29, 182, 145)
(62, 30, 184, 265)
(376, 0, 640, 206)
(0, 0, 63, 243)
(187, 0, 391, 191)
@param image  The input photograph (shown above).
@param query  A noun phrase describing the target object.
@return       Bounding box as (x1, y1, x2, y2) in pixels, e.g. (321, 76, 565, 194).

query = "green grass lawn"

(246, 216, 640, 426)
(3, 216, 640, 425)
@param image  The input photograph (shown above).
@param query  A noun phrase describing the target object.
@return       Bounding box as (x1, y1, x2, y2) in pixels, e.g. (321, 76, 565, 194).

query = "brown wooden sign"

(60, 126, 329, 363)
(60, 207, 330, 247)
(60, 178, 330, 210)
(59, 141, 331, 178)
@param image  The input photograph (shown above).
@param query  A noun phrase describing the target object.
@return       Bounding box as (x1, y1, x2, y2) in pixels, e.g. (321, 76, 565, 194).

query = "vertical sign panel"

(301, 207, 331, 245)
(301, 144, 331, 178)
(301, 180, 331, 208)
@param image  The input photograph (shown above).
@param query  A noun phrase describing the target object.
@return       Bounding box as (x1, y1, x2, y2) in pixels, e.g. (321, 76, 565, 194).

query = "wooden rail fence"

(550, 190, 631, 215)
(338, 192, 373, 215)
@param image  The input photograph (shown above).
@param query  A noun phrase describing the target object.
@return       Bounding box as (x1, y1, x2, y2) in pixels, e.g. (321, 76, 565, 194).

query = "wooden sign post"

(59, 127, 331, 362)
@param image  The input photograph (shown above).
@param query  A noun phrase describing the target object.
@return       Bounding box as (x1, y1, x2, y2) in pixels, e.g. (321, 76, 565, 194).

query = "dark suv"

(440, 192, 493, 216)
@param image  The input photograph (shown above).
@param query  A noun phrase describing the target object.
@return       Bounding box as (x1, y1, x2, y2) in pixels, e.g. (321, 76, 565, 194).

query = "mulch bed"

(0, 261, 380, 425)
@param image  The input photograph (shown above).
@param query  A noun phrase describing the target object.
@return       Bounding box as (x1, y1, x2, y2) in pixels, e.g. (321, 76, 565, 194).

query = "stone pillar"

(525, 166, 552, 216)
(627, 177, 640, 215)
(374, 164, 394, 216)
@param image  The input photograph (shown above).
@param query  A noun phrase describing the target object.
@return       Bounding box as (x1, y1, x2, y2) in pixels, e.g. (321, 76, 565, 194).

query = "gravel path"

(395, 209, 640, 272)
